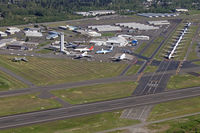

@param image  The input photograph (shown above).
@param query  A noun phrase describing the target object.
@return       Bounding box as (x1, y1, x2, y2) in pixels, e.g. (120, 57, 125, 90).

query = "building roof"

(116, 22, 159, 30)
(137, 13, 179, 18)
(88, 25, 121, 32)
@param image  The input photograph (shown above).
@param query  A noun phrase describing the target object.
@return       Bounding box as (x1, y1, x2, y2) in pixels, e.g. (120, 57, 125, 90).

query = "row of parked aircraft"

(55, 43, 130, 61)
(164, 22, 191, 59)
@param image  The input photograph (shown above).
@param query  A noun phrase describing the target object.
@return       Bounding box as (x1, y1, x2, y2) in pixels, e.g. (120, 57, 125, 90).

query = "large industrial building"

(5, 27, 20, 35)
(88, 25, 122, 32)
(24, 30, 43, 37)
(75, 29, 101, 37)
(148, 20, 170, 26)
(137, 13, 179, 18)
(91, 36, 129, 47)
(0, 38, 16, 48)
(115, 22, 159, 30)
(76, 10, 115, 16)
(0, 31, 7, 37)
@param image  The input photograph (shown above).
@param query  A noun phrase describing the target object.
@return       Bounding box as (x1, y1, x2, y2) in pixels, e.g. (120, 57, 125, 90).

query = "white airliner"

(74, 46, 94, 52)
(112, 53, 128, 61)
(74, 52, 92, 59)
(96, 46, 113, 54)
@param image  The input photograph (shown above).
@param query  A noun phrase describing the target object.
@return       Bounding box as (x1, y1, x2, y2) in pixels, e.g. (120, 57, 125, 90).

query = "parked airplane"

(73, 52, 92, 59)
(65, 43, 79, 49)
(12, 57, 28, 62)
(96, 46, 113, 54)
(112, 53, 127, 61)
(74, 46, 94, 52)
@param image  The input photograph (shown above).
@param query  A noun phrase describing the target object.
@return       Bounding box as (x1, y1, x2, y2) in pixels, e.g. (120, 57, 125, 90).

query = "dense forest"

(0, 0, 199, 26)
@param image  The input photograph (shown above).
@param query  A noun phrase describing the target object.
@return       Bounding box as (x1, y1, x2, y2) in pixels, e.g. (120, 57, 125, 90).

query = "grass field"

(1, 111, 139, 133)
(107, 130, 127, 133)
(194, 61, 200, 65)
(143, 65, 158, 73)
(0, 93, 61, 117)
(187, 42, 200, 60)
(148, 96, 200, 122)
(51, 81, 138, 104)
(167, 74, 200, 90)
(0, 71, 27, 91)
(148, 114, 200, 133)
(125, 65, 140, 75)
(0, 55, 127, 86)
(143, 36, 164, 58)
(134, 42, 147, 54)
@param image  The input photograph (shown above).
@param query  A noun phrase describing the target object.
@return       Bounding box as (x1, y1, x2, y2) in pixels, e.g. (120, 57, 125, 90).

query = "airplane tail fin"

(110, 46, 113, 51)
(89, 46, 94, 50)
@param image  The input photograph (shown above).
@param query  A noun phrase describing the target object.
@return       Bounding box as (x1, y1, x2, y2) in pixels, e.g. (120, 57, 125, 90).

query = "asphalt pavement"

(1, 86, 200, 129)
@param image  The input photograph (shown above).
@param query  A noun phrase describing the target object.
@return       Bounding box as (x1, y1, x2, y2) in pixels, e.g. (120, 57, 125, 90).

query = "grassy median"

(0, 71, 27, 91)
(0, 93, 61, 117)
(51, 81, 138, 104)
(167, 74, 200, 90)
(148, 96, 200, 122)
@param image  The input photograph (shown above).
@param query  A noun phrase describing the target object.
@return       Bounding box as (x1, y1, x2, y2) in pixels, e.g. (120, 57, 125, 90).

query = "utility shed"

(88, 25, 122, 32)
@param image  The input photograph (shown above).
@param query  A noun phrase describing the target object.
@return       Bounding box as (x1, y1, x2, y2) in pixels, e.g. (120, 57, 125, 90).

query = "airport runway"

(1, 86, 200, 129)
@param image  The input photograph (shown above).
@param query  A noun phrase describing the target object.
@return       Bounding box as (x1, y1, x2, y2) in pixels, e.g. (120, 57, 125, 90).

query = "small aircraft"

(12, 57, 28, 62)
(74, 46, 94, 52)
(65, 43, 79, 49)
(96, 46, 113, 54)
(112, 53, 127, 61)
(73, 51, 92, 59)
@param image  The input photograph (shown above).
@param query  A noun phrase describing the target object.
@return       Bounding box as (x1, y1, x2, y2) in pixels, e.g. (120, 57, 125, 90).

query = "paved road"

(0, 66, 34, 87)
(1, 86, 200, 129)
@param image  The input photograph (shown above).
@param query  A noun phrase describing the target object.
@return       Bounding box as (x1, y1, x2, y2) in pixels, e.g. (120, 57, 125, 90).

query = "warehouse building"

(0, 38, 16, 48)
(88, 25, 122, 32)
(5, 27, 20, 35)
(106, 36, 128, 47)
(116, 22, 159, 30)
(0, 31, 7, 37)
(76, 10, 115, 16)
(7, 41, 26, 50)
(176, 9, 188, 12)
(133, 36, 150, 40)
(137, 13, 179, 18)
(25, 30, 43, 37)
(75, 29, 101, 37)
(148, 20, 170, 26)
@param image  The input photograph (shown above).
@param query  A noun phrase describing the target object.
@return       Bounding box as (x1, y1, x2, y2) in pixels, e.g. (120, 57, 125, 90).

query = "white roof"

(148, 20, 170, 25)
(0, 31, 7, 35)
(25, 31, 43, 37)
(116, 22, 159, 30)
(88, 25, 121, 32)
